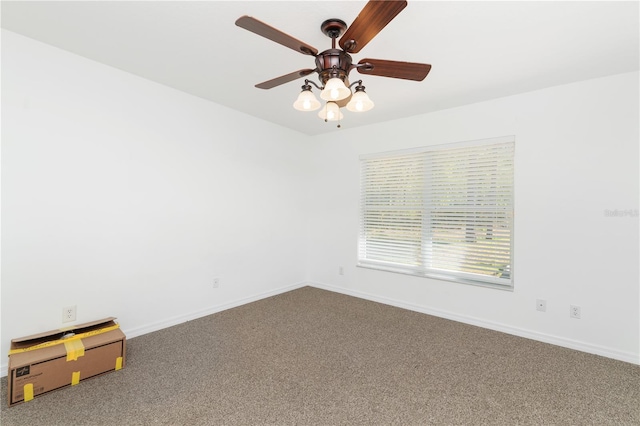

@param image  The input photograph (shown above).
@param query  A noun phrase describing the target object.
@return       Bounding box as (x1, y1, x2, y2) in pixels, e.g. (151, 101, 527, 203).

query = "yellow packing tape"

(115, 357, 123, 371)
(71, 371, 81, 386)
(9, 324, 120, 355)
(64, 339, 85, 361)
(24, 384, 34, 402)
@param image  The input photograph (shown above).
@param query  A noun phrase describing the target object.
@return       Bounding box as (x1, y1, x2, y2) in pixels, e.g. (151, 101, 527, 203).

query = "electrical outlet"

(536, 299, 546, 312)
(570, 305, 581, 319)
(339, 266, 344, 275)
(213, 277, 220, 288)
(62, 305, 77, 323)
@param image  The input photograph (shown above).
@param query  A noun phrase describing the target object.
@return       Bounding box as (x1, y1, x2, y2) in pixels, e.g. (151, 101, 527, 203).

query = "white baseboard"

(4, 280, 635, 377)
(1, 282, 307, 377)
(122, 281, 307, 340)
(308, 281, 640, 366)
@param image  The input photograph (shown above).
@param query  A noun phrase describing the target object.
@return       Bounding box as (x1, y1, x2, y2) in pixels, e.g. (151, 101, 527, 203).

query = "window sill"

(356, 262, 514, 291)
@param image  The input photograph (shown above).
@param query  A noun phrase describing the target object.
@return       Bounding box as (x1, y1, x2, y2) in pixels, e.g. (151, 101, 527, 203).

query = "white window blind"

(359, 137, 514, 289)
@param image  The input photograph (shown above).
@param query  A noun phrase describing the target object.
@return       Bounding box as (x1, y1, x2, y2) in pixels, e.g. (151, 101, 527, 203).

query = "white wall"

(1, 30, 310, 371)
(3, 28, 638, 374)
(306, 71, 640, 364)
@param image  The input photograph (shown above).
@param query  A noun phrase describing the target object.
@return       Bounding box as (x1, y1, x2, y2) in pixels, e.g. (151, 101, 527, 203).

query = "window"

(358, 136, 514, 289)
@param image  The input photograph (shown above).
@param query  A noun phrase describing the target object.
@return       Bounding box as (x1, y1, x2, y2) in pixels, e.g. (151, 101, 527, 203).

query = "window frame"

(358, 136, 515, 290)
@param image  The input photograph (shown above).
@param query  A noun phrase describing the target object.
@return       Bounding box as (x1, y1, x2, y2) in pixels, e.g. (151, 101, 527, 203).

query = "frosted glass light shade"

(320, 78, 351, 101)
(293, 89, 321, 111)
(318, 102, 344, 121)
(346, 90, 375, 112)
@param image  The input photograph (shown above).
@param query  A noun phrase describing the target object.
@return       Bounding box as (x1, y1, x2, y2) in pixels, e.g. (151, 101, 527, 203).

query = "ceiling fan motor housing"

(316, 49, 353, 85)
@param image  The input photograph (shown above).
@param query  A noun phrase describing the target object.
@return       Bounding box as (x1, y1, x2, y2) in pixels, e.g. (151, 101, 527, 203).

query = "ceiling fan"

(235, 0, 431, 125)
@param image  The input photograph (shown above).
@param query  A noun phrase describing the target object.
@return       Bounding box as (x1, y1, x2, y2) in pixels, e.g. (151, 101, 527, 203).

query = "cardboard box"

(8, 317, 126, 407)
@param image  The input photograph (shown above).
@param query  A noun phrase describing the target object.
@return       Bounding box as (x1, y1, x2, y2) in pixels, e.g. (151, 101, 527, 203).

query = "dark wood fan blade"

(255, 69, 316, 89)
(357, 58, 431, 81)
(236, 16, 318, 56)
(339, 0, 407, 53)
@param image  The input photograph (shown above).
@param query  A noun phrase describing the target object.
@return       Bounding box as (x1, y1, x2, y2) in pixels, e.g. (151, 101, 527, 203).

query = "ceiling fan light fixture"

(346, 85, 374, 112)
(293, 86, 321, 111)
(318, 101, 344, 121)
(238, 1, 431, 129)
(320, 77, 351, 101)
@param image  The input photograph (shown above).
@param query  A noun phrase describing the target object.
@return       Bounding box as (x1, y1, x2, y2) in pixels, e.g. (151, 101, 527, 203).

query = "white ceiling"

(2, 1, 639, 136)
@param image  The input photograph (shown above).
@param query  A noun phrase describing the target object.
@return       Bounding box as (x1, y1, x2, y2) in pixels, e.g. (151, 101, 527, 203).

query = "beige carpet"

(2, 286, 639, 425)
